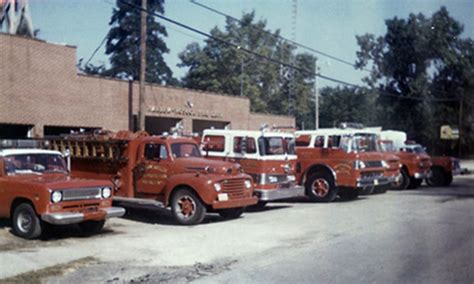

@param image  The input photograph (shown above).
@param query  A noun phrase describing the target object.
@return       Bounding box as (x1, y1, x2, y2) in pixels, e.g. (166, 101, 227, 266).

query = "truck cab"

(295, 129, 388, 202)
(201, 129, 305, 208)
(0, 143, 124, 239)
(50, 131, 257, 225)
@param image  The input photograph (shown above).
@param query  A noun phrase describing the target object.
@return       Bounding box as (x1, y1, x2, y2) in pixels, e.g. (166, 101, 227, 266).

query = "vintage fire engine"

(201, 129, 305, 208)
(49, 130, 257, 225)
(0, 140, 125, 239)
(380, 131, 433, 189)
(295, 128, 388, 202)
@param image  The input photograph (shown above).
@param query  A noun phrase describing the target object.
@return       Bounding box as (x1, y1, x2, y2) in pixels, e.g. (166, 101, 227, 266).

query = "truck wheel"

(12, 203, 42, 239)
(394, 168, 410, 190)
(426, 167, 446, 187)
(171, 188, 206, 225)
(338, 188, 360, 200)
(79, 220, 105, 235)
(443, 173, 453, 186)
(219, 208, 245, 219)
(305, 172, 337, 202)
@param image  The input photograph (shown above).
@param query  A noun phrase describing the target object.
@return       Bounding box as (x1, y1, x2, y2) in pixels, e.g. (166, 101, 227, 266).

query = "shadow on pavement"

(245, 205, 292, 213)
(122, 207, 232, 226)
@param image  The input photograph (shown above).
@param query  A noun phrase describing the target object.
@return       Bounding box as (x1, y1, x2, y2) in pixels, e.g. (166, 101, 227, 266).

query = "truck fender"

(302, 164, 337, 186)
(163, 174, 211, 207)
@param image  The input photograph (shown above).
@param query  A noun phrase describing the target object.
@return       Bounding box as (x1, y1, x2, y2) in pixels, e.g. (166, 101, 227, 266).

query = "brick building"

(0, 33, 294, 138)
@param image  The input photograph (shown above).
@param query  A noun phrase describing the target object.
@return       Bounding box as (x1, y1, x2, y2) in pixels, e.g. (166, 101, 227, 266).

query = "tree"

(355, 7, 474, 155)
(178, 12, 316, 129)
(319, 86, 379, 128)
(92, 0, 174, 85)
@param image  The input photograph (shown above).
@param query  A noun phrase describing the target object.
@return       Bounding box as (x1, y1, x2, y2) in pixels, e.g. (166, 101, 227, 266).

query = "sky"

(25, 0, 474, 89)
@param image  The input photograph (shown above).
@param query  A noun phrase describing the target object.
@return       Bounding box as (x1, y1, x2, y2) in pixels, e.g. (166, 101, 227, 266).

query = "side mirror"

(64, 149, 71, 172)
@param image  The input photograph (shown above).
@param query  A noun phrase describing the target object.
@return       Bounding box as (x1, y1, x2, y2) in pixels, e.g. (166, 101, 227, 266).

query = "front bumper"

(212, 196, 258, 210)
(41, 207, 126, 225)
(255, 185, 305, 201)
(356, 176, 390, 188)
(414, 171, 430, 179)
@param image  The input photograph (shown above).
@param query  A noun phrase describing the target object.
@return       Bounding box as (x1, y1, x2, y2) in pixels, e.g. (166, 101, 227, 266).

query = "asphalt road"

(0, 176, 473, 283)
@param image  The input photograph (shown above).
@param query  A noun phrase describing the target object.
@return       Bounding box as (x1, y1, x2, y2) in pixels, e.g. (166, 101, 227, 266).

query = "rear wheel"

(394, 168, 410, 190)
(219, 208, 245, 219)
(171, 188, 206, 225)
(426, 167, 446, 187)
(305, 172, 337, 202)
(79, 220, 105, 235)
(443, 173, 453, 186)
(12, 203, 42, 239)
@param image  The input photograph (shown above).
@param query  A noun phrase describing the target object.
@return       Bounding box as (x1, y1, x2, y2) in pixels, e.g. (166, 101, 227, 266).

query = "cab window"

(145, 144, 167, 161)
(328, 135, 341, 148)
(202, 135, 225, 152)
(233, 137, 257, 154)
(313, 136, 325, 148)
(296, 135, 311, 147)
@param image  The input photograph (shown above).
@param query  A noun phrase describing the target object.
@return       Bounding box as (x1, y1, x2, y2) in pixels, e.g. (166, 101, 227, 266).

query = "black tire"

(394, 168, 410, 190)
(79, 220, 105, 235)
(252, 201, 268, 210)
(443, 173, 453, 186)
(338, 188, 360, 200)
(171, 188, 206, 225)
(426, 167, 446, 187)
(408, 177, 419, 189)
(218, 208, 245, 219)
(305, 172, 337, 202)
(12, 203, 42, 239)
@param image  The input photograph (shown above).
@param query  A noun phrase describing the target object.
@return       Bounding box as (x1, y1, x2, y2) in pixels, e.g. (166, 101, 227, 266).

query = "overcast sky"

(28, 0, 474, 88)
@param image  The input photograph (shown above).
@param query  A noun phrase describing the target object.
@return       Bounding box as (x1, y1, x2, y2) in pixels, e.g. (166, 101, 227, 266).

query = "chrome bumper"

(42, 207, 125, 225)
(414, 171, 430, 179)
(255, 185, 305, 201)
(356, 176, 390, 188)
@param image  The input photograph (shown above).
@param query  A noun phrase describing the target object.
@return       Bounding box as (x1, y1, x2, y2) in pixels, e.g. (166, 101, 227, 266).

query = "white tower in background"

(0, 0, 34, 37)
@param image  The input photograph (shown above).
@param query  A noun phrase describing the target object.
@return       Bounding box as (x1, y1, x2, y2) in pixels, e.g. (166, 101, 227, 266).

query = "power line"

(84, 33, 108, 66)
(117, 0, 361, 87)
(189, 0, 372, 72)
(115, 0, 461, 104)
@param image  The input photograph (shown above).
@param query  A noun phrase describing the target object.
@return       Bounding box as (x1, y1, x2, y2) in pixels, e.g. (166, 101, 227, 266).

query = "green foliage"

(178, 12, 316, 129)
(86, 0, 174, 85)
(319, 87, 379, 128)
(354, 6, 474, 156)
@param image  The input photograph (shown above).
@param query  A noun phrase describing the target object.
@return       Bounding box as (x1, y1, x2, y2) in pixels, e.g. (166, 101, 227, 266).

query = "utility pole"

(314, 59, 319, 129)
(458, 97, 463, 157)
(138, 0, 147, 131)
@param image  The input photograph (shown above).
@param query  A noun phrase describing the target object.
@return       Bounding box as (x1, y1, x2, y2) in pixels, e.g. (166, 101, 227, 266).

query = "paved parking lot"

(1, 175, 473, 283)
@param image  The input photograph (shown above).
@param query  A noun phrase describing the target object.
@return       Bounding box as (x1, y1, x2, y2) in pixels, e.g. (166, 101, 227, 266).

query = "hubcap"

(17, 212, 33, 233)
(176, 196, 196, 219)
(312, 178, 330, 197)
(393, 173, 403, 187)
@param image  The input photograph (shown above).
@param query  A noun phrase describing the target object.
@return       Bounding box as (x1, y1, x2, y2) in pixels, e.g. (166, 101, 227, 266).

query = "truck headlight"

(102, 187, 112, 198)
(244, 179, 252, 189)
(214, 183, 222, 192)
(51, 191, 63, 203)
(353, 160, 366, 170)
(381, 160, 389, 169)
(287, 175, 296, 182)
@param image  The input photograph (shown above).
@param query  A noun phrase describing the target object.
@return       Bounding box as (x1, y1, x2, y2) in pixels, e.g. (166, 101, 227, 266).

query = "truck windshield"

(402, 145, 426, 154)
(4, 153, 67, 175)
(171, 143, 201, 158)
(340, 133, 378, 153)
(379, 141, 395, 152)
(258, 137, 292, 156)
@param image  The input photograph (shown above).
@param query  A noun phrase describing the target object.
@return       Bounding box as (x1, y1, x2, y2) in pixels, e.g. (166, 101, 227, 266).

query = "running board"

(113, 196, 166, 210)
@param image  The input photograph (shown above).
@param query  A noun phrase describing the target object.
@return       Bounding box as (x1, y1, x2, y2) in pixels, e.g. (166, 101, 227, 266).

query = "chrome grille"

(221, 179, 246, 199)
(360, 171, 384, 179)
(365, 161, 383, 168)
(62, 187, 102, 201)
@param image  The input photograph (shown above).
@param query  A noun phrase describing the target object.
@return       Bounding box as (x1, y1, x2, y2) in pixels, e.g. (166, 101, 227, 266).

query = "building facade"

(0, 33, 294, 138)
